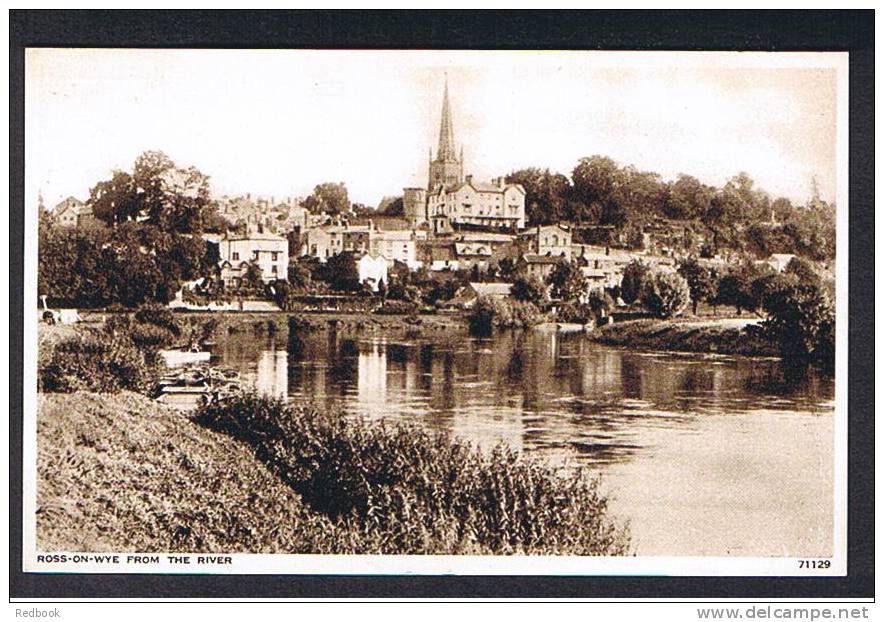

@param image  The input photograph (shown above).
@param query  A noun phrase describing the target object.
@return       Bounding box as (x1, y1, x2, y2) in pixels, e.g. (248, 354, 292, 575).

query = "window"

(232, 252, 240, 261)
(271, 251, 279, 261)
(252, 250, 259, 260)
(271, 265, 278, 275)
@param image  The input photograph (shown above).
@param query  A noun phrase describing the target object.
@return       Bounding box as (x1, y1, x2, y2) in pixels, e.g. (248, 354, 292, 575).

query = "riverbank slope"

(590, 317, 778, 357)
(37, 391, 340, 553)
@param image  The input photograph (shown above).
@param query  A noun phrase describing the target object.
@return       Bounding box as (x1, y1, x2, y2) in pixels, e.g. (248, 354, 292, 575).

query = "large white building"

(404, 79, 526, 233)
(216, 230, 289, 288)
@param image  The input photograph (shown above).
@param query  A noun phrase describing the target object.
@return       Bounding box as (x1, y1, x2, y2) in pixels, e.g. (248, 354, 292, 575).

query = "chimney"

(465, 174, 473, 184)
(497, 177, 505, 189)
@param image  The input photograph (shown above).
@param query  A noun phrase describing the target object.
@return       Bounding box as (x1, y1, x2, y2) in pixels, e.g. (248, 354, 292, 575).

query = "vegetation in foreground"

(37, 390, 629, 555)
(37, 391, 341, 553)
(194, 393, 630, 556)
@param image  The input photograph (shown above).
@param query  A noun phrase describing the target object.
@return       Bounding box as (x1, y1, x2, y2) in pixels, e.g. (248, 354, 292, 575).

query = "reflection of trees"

(217, 327, 834, 472)
(619, 357, 643, 399)
(328, 335, 358, 390)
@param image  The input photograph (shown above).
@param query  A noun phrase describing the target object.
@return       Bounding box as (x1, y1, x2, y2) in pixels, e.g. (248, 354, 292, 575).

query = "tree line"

(39, 151, 222, 307)
(505, 156, 836, 261)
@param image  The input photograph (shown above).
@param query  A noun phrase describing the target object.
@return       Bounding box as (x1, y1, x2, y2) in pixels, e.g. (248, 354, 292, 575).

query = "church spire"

(436, 74, 456, 161)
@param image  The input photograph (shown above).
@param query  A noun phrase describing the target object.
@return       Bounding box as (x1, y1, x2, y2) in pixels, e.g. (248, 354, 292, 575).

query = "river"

(211, 325, 834, 557)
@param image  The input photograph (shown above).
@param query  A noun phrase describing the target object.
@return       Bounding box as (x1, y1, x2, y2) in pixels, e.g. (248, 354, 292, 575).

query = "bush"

(375, 300, 419, 315)
(641, 271, 691, 318)
(468, 296, 544, 334)
(556, 302, 596, 325)
(194, 393, 630, 555)
(128, 323, 177, 352)
(39, 331, 160, 394)
(134, 304, 181, 337)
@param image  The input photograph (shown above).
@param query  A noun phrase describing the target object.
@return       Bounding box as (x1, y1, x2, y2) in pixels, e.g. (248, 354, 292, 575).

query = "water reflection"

(214, 327, 833, 468)
(212, 325, 834, 556)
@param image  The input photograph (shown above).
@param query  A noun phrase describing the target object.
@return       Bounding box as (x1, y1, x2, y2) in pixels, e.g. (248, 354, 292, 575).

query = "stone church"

(403, 78, 526, 233)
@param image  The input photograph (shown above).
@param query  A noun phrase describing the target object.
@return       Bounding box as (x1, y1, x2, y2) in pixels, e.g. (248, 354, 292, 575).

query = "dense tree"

(495, 256, 519, 281)
(784, 256, 819, 285)
(641, 271, 691, 318)
(546, 259, 588, 302)
(38, 217, 218, 308)
(620, 259, 651, 304)
(90, 170, 142, 226)
(586, 288, 615, 320)
(505, 168, 570, 225)
(376, 195, 404, 217)
(89, 150, 218, 234)
(240, 261, 264, 293)
(677, 258, 718, 315)
(511, 274, 548, 305)
(287, 261, 312, 290)
(761, 281, 835, 373)
(715, 262, 774, 315)
(304, 182, 350, 216)
(320, 251, 360, 291)
(664, 174, 713, 221)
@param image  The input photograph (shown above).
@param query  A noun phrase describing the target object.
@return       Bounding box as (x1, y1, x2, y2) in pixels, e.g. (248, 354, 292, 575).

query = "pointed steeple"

(436, 74, 456, 161)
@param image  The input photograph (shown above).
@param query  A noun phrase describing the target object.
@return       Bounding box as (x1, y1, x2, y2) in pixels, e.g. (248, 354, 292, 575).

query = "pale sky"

(25, 49, 845, 210)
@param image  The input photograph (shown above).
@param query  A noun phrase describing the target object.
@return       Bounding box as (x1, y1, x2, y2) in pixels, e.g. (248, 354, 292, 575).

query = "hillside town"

(41, 77, 835, 324)
(30, 42, 846, 569)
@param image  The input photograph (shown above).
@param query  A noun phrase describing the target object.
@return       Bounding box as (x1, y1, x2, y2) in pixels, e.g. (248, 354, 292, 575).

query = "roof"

(456, 231, 515, 243)
(224, 231, 286, 242)
(455, 242, 492, 257)
(520, 254, 562, 265)
(521, 224, 570, 236)
(55, 197, 91, 216)
(469, 282, 512, 297)
(429, 179, 527, 197)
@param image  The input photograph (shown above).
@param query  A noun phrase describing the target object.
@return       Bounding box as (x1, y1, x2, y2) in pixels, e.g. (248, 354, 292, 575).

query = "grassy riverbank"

(590, 317, 779, 357)
(37, 391, 342, 553)
(37, 390, 629, 555)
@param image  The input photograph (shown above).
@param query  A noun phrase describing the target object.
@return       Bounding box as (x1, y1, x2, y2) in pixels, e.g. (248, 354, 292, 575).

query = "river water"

(212, 326, 834, 557)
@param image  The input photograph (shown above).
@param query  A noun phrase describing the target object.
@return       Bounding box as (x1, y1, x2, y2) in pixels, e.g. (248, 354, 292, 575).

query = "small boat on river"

(158, 349, 212, 367)
(156, 365, 242, 410)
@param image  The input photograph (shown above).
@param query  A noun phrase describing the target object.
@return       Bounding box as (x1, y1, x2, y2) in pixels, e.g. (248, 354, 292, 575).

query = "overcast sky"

(26, 49, 845, 210)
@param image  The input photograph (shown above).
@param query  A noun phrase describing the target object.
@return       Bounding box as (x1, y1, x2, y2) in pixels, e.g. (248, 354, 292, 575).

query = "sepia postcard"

(15, 25, 863, 594)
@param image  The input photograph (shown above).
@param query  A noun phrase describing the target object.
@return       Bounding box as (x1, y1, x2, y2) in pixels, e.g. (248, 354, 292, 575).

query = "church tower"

(427, 76, 464, 191)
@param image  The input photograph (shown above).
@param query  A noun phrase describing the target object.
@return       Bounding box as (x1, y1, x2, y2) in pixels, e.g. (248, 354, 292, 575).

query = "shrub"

(556, 302, 596, 325)
(128, 323, 177, 352)
(375, 300, 419, 315)
(39, 331, 160, 394)
(134, 304, 181, 337)
(194, 393, 630, 555)
(641, 271, 691, 318)
(468, 296, 544, 334)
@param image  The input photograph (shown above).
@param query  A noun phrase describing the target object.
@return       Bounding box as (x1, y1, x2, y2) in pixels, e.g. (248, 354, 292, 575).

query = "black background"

(9, 9, 874, 600)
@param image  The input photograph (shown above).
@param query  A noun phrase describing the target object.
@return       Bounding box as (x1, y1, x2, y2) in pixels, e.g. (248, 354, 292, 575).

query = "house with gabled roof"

(54, 196, 102, 230)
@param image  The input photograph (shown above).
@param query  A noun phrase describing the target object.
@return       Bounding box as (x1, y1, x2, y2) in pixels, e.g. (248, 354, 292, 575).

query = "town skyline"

(27, 49, 844, 211)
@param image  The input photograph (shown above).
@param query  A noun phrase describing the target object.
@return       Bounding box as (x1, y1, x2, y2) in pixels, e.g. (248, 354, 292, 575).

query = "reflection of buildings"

(216, 327, 826, 473)
(357, 341, 387, 407)
(256, 350, 288, 399)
